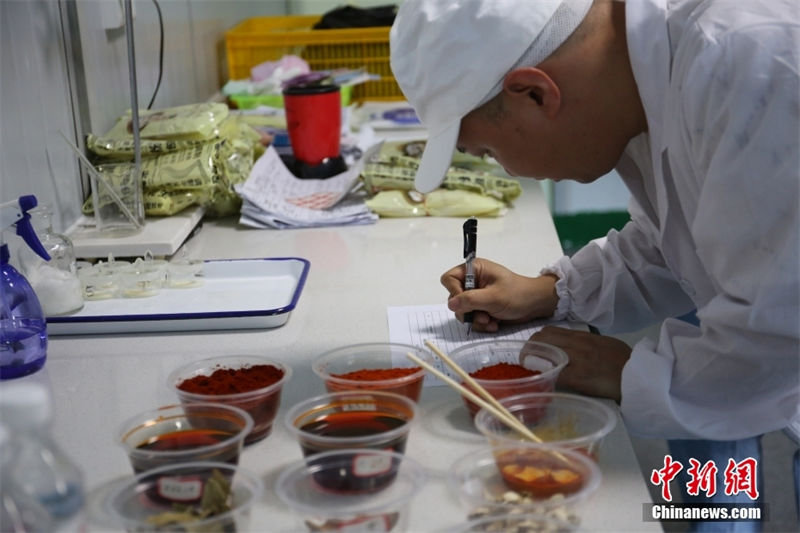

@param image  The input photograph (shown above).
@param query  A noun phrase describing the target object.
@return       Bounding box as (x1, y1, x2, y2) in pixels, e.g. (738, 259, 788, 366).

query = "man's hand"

(441, 258, 559, 332)
(530, 326, 632, 403)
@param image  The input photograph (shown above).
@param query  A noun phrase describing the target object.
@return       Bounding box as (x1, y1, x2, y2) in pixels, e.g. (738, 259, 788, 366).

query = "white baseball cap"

(390, 0, 592, 193)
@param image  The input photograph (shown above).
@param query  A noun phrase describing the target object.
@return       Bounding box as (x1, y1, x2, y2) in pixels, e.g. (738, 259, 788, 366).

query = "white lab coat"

(545, 0, 799, 439)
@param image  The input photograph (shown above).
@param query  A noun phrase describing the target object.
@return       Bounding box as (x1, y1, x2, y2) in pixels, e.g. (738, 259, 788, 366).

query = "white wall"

(75, 0, 287, 136)
(0, 0, 84, 231)
(0, 0, 286, 238)
(552, 170, 630, 215)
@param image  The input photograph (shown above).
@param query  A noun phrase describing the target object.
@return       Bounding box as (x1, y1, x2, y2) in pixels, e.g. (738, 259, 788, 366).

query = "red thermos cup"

(283, 84, 341, 166)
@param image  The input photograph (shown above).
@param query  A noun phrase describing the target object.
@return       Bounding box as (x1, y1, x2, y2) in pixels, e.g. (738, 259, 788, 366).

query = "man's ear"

(502, 67, 561, 118)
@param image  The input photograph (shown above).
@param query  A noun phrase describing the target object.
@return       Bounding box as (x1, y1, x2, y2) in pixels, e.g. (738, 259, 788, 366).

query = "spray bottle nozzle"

(18, 195, 37, 213)
(1, 195, 51, 262)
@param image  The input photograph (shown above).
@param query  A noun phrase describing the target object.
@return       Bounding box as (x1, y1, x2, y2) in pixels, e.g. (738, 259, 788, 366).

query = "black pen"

(462, 217, 477, 335)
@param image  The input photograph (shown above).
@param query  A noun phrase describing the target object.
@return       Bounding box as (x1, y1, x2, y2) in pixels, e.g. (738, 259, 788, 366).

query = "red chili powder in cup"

(327, 367, 424, 402)
(469, 362, 540, 380)
(331, 367, 420, 381)
(462, 363, 544, 419)
(178, 364, 284, 395)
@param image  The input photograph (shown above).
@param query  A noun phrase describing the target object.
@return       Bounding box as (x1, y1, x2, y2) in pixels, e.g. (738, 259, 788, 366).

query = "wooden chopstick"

(415, 341, 572, 465)
(425, 340, 537, 434)
(404, 351, 543, 443)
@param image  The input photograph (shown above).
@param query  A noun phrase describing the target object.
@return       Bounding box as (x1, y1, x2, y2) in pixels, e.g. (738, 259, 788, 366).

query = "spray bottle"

(0, 195, 50, 380)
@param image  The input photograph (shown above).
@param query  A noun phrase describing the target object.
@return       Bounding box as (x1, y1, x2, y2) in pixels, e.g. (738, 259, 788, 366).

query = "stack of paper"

(236, 143, 381, 229)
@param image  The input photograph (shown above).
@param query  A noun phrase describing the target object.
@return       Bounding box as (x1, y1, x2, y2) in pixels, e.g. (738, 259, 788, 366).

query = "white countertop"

(36, 178, 661, 532)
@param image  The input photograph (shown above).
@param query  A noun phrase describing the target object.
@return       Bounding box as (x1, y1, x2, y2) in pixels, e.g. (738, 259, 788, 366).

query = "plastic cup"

(129, 257, 169, 286)
(474, 392, 617, 460)
(117, 268, 162, 298)
(284, 391, 416, 465)
(168, 355, 292, 444)
(276, 449, 426, 531)
(166, 259, 204, 288)
(117, 403, 253, 473)
(283, 84, 341, 166)
(447, 340, 569, 419)
(95, 461, 262, 532)
(93, 257, 132, 276)
(77, 268, 118, 300)
(312, 343, 433, 403)
(448, 444, 601, 525)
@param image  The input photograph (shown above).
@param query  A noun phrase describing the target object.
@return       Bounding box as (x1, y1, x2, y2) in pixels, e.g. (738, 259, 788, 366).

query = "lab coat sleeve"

(622, 15, 800, 439)
(542, 212, 696, 334)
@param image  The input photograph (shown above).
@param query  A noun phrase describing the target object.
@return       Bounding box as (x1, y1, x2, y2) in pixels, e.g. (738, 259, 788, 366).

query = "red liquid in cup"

(131, 428, 240, 473)
(298, 411, 407, 493)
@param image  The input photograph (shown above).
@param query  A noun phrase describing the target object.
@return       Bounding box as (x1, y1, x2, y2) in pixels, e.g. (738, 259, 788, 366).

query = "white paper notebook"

(387, 303, 573, 379)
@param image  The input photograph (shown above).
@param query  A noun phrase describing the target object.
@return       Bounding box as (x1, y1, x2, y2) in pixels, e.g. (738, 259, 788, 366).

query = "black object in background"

(147, 0, 164, 110)
(279, 154, 348, 180)
(313, 5, 398, 29)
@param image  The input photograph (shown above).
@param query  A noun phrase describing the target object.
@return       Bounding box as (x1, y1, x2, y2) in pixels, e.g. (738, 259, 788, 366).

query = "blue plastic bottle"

(0, 196, 50, 380)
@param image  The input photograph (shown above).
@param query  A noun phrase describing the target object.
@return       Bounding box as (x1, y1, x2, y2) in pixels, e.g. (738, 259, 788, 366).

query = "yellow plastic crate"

(225, 15, 403, 103)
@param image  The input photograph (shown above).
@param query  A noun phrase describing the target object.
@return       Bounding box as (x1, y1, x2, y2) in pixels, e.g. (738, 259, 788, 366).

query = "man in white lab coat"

(391, 0, 799, 530)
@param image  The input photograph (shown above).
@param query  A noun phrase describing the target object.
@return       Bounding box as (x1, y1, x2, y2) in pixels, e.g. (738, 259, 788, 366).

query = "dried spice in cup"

(328, 367, 424, 401)
(170, 356, 292, 444)
(466, 500, 579, 532)
(461, 363, 542, 418)
(145, 468, 232, 528)
(177, 364, 284, 395)
(471, 363, 541, 380)
(313, 344, 433, 403)
(448, 340, 568, 420)
(332, 368, 420, 381)
(102, 461, 262, 533)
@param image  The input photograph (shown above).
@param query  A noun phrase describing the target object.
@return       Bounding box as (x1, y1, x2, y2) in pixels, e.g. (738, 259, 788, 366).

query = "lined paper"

(387, 303, 564, 379)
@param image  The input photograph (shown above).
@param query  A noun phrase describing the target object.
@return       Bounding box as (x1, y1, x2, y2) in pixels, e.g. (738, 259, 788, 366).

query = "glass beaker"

(18, 205, 84, 316)
(91, 162, 145, 237)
